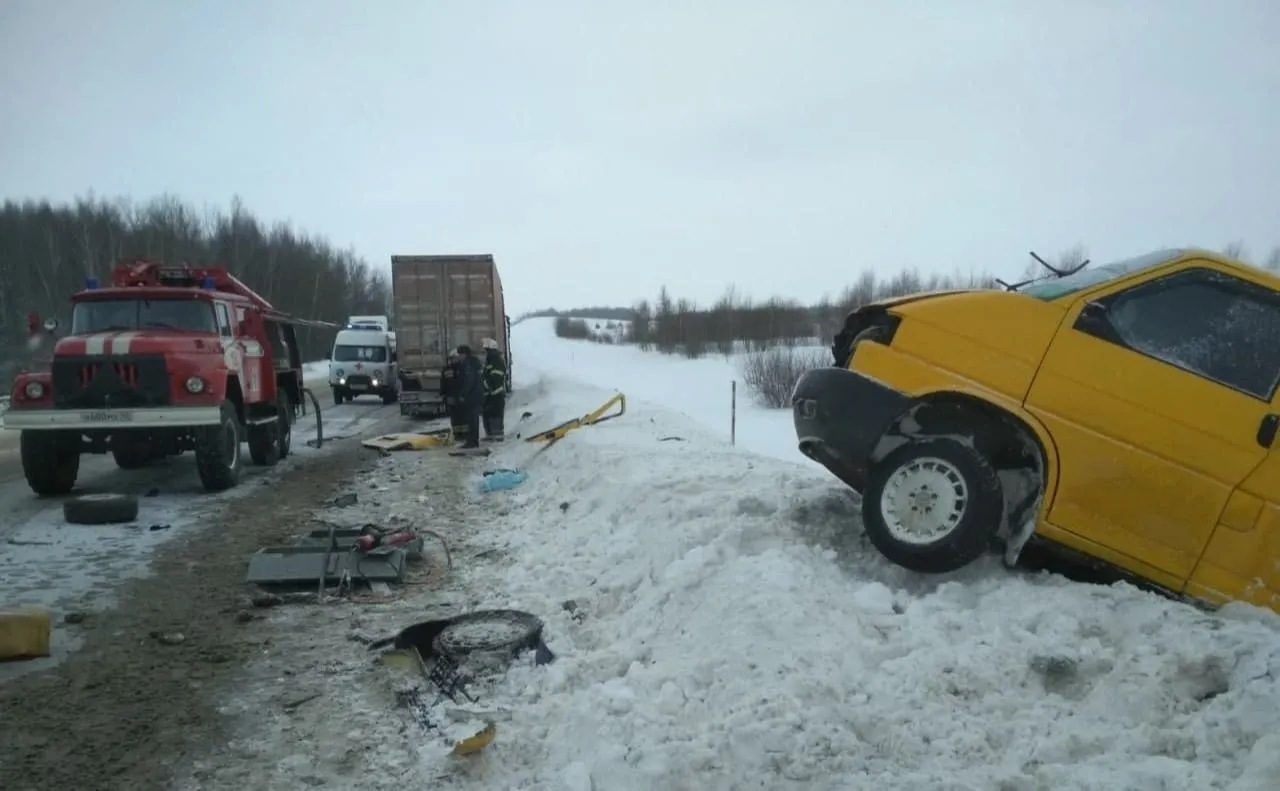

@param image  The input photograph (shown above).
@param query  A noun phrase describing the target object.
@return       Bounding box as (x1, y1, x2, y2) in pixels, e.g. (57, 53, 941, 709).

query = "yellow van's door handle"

(1258, 413, 1279, 449)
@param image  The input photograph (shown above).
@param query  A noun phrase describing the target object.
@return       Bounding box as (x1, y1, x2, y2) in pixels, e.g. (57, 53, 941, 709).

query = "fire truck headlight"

(23, 381, 45, 399)
(335, 368, 345, 378)
(185, 376, 205, 394)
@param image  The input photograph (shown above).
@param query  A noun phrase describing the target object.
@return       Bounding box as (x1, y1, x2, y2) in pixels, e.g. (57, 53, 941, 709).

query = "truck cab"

(4, 259, 314, 495)
(328, 319, 399, 405)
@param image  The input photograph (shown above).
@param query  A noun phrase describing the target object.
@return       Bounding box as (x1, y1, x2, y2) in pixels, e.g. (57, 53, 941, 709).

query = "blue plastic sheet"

(479, 468, 528, 493)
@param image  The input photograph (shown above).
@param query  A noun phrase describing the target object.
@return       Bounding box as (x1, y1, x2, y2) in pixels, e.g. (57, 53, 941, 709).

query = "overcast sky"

(3, 1, 1278, 314)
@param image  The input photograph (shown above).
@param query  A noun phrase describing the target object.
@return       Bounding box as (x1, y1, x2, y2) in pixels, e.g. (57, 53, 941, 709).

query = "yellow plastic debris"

(0, 606, 53, 661)
(453, 721, 497, 755)
(362, 431, 452, 452)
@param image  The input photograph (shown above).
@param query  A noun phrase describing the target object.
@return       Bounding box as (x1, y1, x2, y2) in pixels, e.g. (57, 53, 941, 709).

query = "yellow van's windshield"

(1021, 249, 1186, 301)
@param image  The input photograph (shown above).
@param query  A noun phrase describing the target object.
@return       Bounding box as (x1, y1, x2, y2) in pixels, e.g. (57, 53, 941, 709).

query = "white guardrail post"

(730, 380, 736, 446)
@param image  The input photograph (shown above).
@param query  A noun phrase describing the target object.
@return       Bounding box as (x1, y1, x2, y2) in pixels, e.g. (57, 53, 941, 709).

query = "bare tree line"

(622, 267, 1000, 360)
(0, 193, 391, 377)
(599, 243, 1280, 360)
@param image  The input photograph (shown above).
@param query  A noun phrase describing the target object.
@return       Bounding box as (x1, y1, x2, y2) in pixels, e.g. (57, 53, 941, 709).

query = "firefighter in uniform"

(481, 337, 507, 442)
(440, 349, 465, 443)
(455, 344, 484, 449)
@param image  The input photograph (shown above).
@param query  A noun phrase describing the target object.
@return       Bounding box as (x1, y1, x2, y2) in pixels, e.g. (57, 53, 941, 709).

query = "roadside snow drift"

(404, 322, 1280, 790)
(512, 317, 803, 464)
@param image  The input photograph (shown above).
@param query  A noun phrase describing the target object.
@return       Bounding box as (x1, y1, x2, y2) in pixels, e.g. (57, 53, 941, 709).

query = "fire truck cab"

(4, 259, 316, 495)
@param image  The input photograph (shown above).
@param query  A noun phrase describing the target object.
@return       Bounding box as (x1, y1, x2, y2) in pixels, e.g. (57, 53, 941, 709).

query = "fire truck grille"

(52, 355, 171, 409)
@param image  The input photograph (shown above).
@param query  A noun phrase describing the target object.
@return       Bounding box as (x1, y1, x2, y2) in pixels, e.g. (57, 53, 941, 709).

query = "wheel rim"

(222, 419, 240, 467)
(878, 456, 969, 545)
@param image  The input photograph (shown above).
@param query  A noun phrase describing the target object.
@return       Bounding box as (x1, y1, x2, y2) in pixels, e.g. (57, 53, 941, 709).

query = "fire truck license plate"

(82, 410, 133, 423)
(349, 383, 366, 390)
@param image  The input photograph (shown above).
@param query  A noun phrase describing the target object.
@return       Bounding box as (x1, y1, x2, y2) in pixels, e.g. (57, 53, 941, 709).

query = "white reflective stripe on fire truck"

(241, 340, 264, 358)
(108, 332, 139, 354)
(84, 333, 115, 356)
(1, 406, 224, 430)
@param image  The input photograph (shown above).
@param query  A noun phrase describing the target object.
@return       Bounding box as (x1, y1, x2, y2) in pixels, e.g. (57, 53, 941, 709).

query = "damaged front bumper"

(791, 367, 910, 492)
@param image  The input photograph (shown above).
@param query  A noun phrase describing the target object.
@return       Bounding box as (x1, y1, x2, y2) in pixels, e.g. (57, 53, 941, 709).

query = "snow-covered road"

(190, 324, 1280, 790)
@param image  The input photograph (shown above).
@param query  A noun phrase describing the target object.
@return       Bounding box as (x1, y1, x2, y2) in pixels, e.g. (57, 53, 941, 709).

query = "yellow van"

(792, 249, 1280, 612)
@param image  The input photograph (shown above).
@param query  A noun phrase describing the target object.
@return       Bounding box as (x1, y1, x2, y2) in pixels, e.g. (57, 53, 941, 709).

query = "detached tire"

(861, 436, 1003, 574)
(64, 493, 139, 525)
(194, 401, 243, 492)
(431, 610, 545, 662)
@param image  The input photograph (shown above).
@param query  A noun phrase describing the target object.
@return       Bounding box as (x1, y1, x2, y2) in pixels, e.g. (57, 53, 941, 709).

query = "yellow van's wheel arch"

(867, 394, 1050, 571)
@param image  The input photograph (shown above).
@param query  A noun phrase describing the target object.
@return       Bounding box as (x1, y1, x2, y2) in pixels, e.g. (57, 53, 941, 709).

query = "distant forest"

(555, 243, 1280, 357)
(0, 194, 390, 378)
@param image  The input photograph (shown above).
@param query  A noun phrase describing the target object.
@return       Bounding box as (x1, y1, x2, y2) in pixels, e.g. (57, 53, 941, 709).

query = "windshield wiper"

(998, 250, 1093, 292)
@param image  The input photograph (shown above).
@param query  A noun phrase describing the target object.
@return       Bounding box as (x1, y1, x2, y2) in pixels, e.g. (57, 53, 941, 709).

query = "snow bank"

(401, 373, 1280, 790)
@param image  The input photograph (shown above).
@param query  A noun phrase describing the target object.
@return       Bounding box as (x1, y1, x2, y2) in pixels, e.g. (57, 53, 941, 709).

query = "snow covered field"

(211, 322, 1280, 790)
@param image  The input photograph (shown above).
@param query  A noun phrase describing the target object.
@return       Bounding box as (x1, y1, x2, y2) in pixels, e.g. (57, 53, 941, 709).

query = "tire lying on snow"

(861, 436, 1003, 574)
(63, 493, 140, 526)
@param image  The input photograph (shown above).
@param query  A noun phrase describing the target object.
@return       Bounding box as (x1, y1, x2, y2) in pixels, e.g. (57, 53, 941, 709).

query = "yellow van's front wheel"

(861, 436, 1003, 574)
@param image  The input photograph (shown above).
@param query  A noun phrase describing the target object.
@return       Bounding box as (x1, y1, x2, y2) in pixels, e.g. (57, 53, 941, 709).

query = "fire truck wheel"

(277, 391, 293, 460)
(247, 422, 277, 466)
(63, 493, 139, 525)
(195, 401, 243, 491)
(20, 430, 80, 497)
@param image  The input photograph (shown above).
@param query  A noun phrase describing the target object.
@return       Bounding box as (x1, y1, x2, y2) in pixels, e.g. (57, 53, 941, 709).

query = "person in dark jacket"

(480, 337, 507, 441)
(440, 349, 465, 443)
(454, 344, 484, 449)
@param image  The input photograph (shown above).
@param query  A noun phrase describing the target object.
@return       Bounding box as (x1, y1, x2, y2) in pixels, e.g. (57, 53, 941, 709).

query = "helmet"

(482, 337, 498, 350)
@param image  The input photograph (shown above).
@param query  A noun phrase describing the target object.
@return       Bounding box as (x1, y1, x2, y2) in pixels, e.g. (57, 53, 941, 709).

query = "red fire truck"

(4, 259, 330, 495)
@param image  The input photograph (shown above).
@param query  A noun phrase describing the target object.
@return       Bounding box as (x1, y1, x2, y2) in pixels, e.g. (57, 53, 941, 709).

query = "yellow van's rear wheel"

(861, 436, 1003, 573)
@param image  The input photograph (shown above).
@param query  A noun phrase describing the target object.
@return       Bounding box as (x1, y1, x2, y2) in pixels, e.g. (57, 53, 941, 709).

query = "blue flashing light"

(85, 277, 99, 289)
(200, 276, 216, 290)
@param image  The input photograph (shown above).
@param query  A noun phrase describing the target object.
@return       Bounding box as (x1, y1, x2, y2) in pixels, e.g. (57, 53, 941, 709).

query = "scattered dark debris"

(658, 436, 686, 442)
(1028, 655, 1078, 679)
(149, 630, 186, 646)
(7, 538, 53, 547)
(562, 600, 586, 623)
(148, 524, 171, 532)
(235, 611, 259, 624)
(248, 591, 285, 608)
(330, 493, 358, 508)
(282, 692, 322, 711)
(63, 612, 87, 625)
